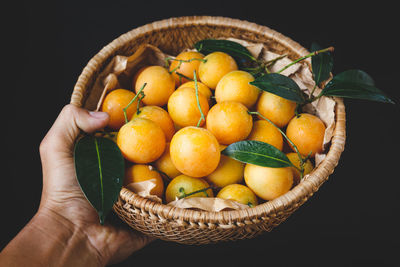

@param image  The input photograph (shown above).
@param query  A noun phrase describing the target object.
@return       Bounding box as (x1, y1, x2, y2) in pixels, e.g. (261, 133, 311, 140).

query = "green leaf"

(194, 39, 256, 63)
(74, 135, 125, 224)
(222, 140, 293, 168)
(322, 69, 395, 104)
(250, 73, 305, 103)
(311, 42, 333, 86)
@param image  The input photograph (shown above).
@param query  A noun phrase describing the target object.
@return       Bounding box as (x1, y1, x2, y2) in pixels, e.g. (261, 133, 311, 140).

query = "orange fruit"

(170, 127, 220, 177)
(244, 164, 293, 201)
(132, 105, 175, 141)
(248, 120, 283, 150)
(165, 175, 213, 203)
(154, 143, 181, 180)
(169, 51, 204, 86)
(167, 87, 209, 127)
(134, 65, 175, 106)
(286, 113, 326, 157)
(256, 91, 297, 128)
(124, 164, 164, 198)
(286, 152, 314, 185)
(217, 184, 258, 207)
(117, 117, 166, 163)
(177, 81, 212, 104)
(206, 101, 253, 145)
(198, 52, 238, 89)
(215, 70, 260, 108)
(100, 89, 139, 130)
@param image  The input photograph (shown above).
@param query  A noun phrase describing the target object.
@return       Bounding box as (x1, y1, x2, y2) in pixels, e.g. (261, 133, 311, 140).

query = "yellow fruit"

(170, 127, 220, 177)
(134, 65, 175, 106)
(167, 87, 209, 127)
(177, 81, 212, 104)
(217, 184, 258, 207)
(165, 175, 213, 203)
(286, 152, 314, 185)
(206, 151, 244, 188)
(132, 65, 148, 86)
(100, 89, 140, 130)
(286, 113, 326, 157)
(215, 70, 260, 108)
(117, 117, 166, 163)
(124, 164, 164, 198)
(198, 52, 238, 89)
(248, 120, 283, 150)
(244, 164, 293, 201)
(154, 143, 181, 180)
(256, 91, 297, 128)
(206, 101, 253, 145)
(169, 51, 204, 86)
(132, 105, 175, 141)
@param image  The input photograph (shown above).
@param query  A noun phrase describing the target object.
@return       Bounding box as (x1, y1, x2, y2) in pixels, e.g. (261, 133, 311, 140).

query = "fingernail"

(89, 111, 109, 119)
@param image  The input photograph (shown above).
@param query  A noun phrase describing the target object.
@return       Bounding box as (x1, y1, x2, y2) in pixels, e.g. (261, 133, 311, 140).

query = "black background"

(3, 1, 400, 266)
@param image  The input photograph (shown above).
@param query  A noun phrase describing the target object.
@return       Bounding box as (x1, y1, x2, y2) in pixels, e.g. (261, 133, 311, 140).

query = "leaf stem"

(123, 83, 147, 123)
(248, 111, 305, 177)
(93, 137, 105, 224)
(194, 71, 206, 127)
(276, 47, 334, 74)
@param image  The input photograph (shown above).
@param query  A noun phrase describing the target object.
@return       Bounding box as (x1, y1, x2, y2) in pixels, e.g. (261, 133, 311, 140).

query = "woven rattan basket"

(70, 16, 346, 245)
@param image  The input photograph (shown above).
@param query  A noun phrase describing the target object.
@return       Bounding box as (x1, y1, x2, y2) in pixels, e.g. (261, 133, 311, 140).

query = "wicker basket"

(70, 16, 346, 245)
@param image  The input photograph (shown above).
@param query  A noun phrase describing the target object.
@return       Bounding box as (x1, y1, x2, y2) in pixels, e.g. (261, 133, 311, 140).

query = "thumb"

(40, 104, 109, 155)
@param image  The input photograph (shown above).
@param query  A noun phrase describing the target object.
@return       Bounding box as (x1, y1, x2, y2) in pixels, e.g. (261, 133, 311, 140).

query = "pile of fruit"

(99, 42, 326, 208)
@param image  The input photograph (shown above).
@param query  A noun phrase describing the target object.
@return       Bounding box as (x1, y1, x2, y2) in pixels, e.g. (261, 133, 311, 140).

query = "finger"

(40, 104, 109, 156)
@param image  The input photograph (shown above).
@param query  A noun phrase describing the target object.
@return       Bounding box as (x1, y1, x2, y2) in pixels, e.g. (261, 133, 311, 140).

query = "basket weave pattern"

(71, 16, 346, 244)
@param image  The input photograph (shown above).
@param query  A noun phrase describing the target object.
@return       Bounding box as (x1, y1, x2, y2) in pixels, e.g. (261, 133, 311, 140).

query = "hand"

(0, 104, 153, 267)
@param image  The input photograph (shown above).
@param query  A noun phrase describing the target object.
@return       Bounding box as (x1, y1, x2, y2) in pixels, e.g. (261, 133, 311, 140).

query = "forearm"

(0, 208, 104, 267)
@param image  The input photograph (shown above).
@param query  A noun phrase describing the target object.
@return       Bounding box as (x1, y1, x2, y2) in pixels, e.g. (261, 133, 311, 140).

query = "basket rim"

(71, 16, 346, 225)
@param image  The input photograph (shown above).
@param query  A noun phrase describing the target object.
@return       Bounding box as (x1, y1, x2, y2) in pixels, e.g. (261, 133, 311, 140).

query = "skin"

(170, 127, 220, 177)
(198, 52, 238, 89)
(177, 81, 212, 104)
(256, 91, 297, 128)
(124, 164, 164, 198)
(165, 175, 213, 203)
(0, 105, 152, 267)
(215, 70, 260, 108)
(244, 164, 293, 201)
(154, 143, 181, 180)
(117, 117, 166, 163)
(286, 152, 314, 185)
(286, 113, 326, 157)
(167, 87, 209, 127)
(206, 101, 253, 145)
(132, 105, 175, 141)
(169, 51, 204, 86)
(216, 184, 258, 207)
(100, 89, 139, 130)
(248, 120, 283, 151)
(134, 65, 175, 106)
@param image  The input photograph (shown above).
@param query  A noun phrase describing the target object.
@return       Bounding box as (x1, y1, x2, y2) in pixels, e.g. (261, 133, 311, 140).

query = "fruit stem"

(176, 71, 193, 82)
(178, 186, 213, 199)
(265, 54, 287, 69)
(123, 83, 147, 124)
(136, 91, 146, 115)
(193, 70, 206, 127)
(248, 111, 305, 177)
(166, 57, 207, 74)
(276, 47, 334, 74)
